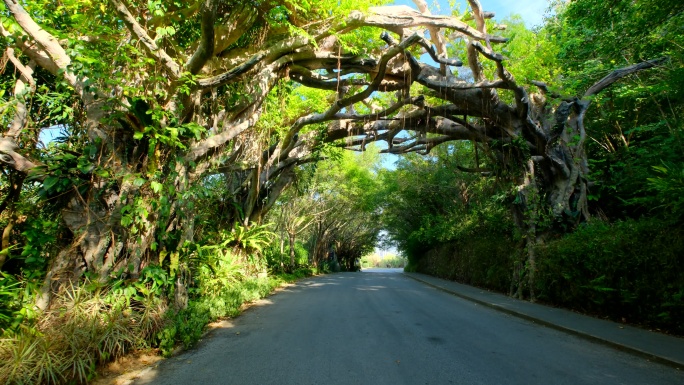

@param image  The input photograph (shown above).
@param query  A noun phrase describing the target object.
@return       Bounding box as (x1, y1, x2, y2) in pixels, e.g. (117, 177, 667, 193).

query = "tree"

(545, 0, 684, 221)
(270, 189, 323, 269)
(0, 0, 663, 307)
(380, 143, 507, 259)
(306, 149, 382, 270)
(266, 148, 382, 271)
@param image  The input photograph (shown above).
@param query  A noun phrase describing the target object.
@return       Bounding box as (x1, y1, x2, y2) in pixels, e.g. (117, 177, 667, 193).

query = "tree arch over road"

(0, 0, 662, 306)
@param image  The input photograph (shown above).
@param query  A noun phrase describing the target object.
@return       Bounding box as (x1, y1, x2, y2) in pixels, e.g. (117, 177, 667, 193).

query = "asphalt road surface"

(135, 269, 684, 384)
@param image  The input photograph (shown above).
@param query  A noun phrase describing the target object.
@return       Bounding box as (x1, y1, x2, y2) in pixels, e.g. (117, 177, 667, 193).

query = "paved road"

(136, 270, 684, 384)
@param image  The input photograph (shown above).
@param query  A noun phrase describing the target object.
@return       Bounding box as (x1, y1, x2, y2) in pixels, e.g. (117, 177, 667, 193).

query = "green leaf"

(150, 181, 163, 193)
(121, 215, 133, 227)
(43, 176, 59, 191)
(133, 177, 146, 187)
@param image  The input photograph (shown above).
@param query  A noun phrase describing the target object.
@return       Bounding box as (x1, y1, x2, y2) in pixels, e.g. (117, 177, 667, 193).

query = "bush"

(535, 218, 684, 333)
(0, 239, 316, 383)
(157, 276, 280, 356)
(415, 215, 684, 334)
(265, 240, 310, 271)
(0, 282, 166, 384)
(412, 213, 518, 294)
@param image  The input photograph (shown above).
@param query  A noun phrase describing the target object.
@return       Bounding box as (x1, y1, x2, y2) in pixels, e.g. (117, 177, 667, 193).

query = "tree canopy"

(1, 0, 683, 382)
(0, 0, 676, 324)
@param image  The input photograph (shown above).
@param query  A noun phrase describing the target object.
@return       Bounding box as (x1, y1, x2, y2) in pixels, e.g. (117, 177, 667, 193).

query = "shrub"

(413, 216, 518, 293)
(156, 274, 296, 357)
(0, 240, 315, 383)
(0, 282, 166, 384)
(535, 218, 684, 333)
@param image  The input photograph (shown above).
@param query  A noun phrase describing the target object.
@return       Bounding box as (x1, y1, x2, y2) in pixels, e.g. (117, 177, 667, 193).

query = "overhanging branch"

(583, 57, 668, 98)
(185, 0, 217, 75)
(110, 0, 181, 80)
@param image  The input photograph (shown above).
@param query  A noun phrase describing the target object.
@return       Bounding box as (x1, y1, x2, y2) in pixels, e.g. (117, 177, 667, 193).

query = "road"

(135, 270, 684, 385)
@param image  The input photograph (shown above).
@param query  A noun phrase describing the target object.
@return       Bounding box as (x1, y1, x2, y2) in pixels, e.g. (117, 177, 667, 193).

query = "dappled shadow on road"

(127, 269, 422, 385)
(269, 271, 408, 295)
(298, 281, 339, 288)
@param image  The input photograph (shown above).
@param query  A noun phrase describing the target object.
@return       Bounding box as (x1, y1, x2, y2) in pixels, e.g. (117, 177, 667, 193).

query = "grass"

(0, 265, 317, 384)
(0, 282, 166, 384)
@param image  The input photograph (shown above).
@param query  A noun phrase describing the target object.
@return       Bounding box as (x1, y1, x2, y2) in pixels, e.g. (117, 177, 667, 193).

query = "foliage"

(266, 147, 384, 270)
(643, 163, 684, 222)
(0, 254, 314, 383)
(497, 15, 561, 86)
(545, 0, 684, 219)
(264, 240, 309, 271)
(157, 276, 279, 355)
(412, 225, 518, 293)
(380, 143, 515, 266)
(375, 0, 684, 334)
(229, 222, 275, 253)
(0, 273, 26, 332)
(0, 280, 166, 384)
(534, 218, 684, 334)
(1, 0, 683, 379)
(156, 268, 315, 356)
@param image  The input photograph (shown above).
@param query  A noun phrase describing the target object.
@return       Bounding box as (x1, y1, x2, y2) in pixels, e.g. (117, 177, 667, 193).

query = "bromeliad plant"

(220, 222, 276, 275)
(0, 277, 167, 384)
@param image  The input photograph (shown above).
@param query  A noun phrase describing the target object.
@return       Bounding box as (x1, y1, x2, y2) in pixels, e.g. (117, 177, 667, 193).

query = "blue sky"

(392, 0, 550, 28)
(374, 0, 549, 170)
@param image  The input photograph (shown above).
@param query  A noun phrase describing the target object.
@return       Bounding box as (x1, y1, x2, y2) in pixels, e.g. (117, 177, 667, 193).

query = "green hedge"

(414, 217, 684, 334)
(415, 229, 517, 293)
(534, 218, 684, 333)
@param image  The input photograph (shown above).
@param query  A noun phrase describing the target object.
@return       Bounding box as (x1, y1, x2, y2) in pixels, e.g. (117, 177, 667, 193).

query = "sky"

(392, 0, 550, 28)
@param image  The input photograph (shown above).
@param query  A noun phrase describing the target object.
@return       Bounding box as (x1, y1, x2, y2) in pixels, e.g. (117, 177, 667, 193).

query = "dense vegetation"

(0, 0, 681, 383)
(381, 0, 684, 333)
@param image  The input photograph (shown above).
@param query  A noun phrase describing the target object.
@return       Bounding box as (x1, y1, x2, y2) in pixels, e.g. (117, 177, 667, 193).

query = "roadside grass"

(0, 266, 317, 384)
(0, 282, 166, 384)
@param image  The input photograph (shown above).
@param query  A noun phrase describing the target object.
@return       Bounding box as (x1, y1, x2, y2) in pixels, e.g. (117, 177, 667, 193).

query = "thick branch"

(3, 0, 70, 69)
(0, 137, 39, 173)
(186, 110, 259, 163)
(110, 0, 181, 80)
(289, 66, 371, 90)
(412, 0, 449, 74)
(292, 34, 422, 132)
(2, 0, 89, 96)
(198, 35, 309, 89)
(384, 32, 462, 67)
(6, 48, 36, 138)
(185, 0, 216, 75)
(583, 57, 668, 98)
(350, 6, 507, 44)
(335, 96, 424, 121)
